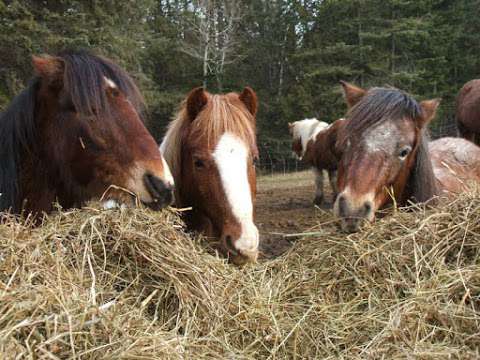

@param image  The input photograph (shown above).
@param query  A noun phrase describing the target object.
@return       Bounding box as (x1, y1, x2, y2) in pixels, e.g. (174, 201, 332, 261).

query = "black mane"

(0, 50, 145, 211)
(59, 50, 145, 118)
(0, 79, 39, 211)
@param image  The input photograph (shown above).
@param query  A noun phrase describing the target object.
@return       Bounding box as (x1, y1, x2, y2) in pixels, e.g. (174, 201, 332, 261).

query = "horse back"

(304, 118, 346, 170)
(457, 79, 480, 134)
(429, 137, 480, 194)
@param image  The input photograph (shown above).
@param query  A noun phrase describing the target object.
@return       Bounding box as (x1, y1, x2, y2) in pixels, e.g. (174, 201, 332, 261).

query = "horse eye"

(398, 146, 412, 159)
(109, 88, 120, 97)
(252, 157, 258, 166)
(194, 158, 205, 168)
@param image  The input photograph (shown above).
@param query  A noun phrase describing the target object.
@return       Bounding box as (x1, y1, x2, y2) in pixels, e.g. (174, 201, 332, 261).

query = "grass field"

(1, 171, 479, 359)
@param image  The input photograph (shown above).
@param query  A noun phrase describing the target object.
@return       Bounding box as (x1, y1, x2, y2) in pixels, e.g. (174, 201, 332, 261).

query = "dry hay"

(0, 193, 479, 359)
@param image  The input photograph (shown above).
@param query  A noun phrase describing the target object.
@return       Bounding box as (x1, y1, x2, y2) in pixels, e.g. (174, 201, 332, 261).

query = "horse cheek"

(71, 151, 96, 186)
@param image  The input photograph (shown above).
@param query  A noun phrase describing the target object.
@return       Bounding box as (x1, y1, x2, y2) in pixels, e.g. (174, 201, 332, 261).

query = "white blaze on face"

(104, 76, 117, 89)
(213, 133, 259, 255)
(161, 156, 174, 188)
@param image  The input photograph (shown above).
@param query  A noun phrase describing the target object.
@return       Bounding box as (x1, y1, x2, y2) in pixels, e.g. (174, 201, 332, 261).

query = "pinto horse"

(161, 87, 259, 264)
(334, 81, 480, 232)
(0, 51, 174, 215)
(456, 79, 480, 146)
(288, 118, 346, 204)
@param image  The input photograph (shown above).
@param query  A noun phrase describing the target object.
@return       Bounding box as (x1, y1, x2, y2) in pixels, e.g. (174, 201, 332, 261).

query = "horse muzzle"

(334, 192, 375, 233)
(143, 173, 174, 210)
(221, 224, 259, 265)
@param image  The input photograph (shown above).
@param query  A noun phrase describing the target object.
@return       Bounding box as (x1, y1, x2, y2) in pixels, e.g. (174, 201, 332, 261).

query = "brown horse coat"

(456, 79, 480, 145)
(303, 118, 346, 172)
(335, 81, 480, 232)
(430, 137, 480, 194)
(161, 87, 259, 264)
(0, 51, 173, 215)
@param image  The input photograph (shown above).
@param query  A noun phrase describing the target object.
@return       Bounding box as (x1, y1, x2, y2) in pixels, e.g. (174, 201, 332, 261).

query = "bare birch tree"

(181, 0, 242, 90)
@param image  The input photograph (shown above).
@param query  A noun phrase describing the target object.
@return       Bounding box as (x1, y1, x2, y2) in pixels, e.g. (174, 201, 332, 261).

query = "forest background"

(1, 0, 479, 168)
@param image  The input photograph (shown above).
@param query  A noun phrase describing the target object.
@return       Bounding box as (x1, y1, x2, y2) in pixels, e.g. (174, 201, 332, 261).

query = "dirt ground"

(256, 170, 337, 258)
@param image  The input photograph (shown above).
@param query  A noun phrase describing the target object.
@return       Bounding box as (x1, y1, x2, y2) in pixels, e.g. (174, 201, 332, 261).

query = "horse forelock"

(161, 92, 257, 197)
(59, 50, 145, 120)
(340, 87, 422, 147)
(194, 93, 257, 150)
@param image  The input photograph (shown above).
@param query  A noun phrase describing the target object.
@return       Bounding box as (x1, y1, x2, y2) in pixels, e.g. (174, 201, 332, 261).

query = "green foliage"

(1, 0, 479, 160)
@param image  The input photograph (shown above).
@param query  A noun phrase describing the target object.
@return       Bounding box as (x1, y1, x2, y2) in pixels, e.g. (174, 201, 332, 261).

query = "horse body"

(430, 137, 480, 194)
(161, 87, 259, 264)
(456, 79, 480, 145)
(334, 81, 480, 232)
(0, 51, 173, 215)
(289, 118, 345, 204)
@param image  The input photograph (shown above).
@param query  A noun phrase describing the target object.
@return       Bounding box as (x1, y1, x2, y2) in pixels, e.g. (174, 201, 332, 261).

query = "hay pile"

(1, 194, 479, 359)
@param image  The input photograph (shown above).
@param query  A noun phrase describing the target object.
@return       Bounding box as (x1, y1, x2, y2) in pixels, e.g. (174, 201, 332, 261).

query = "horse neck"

(0, 81, 39, 212)
(403, 133, 439, 204)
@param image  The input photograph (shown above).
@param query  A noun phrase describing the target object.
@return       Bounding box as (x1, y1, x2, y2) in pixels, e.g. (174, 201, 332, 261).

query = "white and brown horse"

(334, 82, 480, 232)
(161, 87, 259, 264)
(288, 118, 346, 204)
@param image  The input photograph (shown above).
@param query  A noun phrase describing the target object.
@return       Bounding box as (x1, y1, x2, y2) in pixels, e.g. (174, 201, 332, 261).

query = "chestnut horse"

(161, 87, 259, 264)
(0, 51, 174, 215)
(288, 118, 346, 204)
(456, 79, 480, 145)
(334, 82, 480, 232)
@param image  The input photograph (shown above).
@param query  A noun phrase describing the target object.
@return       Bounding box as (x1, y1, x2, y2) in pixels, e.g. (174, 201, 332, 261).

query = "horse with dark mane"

(334, 81, 480, 232)
(161, 87, 259, 265)
(456, 79, 480, 145)
(288, 117, 346, 204)
(0, 50, 174, 215)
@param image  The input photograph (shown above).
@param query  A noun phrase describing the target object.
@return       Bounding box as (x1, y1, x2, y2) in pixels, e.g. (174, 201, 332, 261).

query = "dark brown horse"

(456, 79, 480, 145)
(334, 82, 480, 232)
(161, 87, 259, 265)
(0, 51, 174, 215)
(288, 117, 346, 204)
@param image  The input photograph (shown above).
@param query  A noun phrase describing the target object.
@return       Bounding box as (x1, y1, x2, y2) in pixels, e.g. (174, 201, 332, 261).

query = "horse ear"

(186, 87, 208, 121)
(340, 80, 366, 108)
(418, 99, 441, 128)
(239, 87, 258, 116)
(32, 55, 64, 81)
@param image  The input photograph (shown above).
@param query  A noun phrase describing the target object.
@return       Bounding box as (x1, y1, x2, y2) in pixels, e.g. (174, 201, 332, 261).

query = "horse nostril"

(224, 235, 239, 256)
(143, 173, 174, 204)
(338, 194, 348, 216)
(363, 201, 372, 215)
